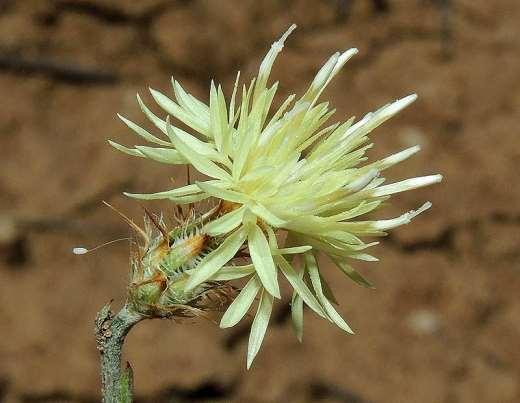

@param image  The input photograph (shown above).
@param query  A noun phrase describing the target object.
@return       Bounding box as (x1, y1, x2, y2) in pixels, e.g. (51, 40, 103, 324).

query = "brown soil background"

(1, 1, 519, 402)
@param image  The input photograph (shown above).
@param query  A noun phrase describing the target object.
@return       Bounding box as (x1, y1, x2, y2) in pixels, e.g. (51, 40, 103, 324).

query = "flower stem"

(95, 302, 144, 403)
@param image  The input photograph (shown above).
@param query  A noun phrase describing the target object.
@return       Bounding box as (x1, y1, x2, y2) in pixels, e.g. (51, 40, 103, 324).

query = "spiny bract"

(110, 24, 442, 368)
(123, 206, 238, 319)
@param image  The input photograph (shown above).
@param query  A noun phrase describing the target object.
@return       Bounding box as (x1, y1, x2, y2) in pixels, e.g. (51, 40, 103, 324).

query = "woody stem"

(95, 302, 144, 403)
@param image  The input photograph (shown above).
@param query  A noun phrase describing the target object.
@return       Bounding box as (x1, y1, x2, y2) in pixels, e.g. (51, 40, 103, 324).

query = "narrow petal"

(108, 140, 145, 158)
(166, 119, 231, 181)
(149, 88, 209, 136)
(123, 182, 213, 201)
(291, 267, 305, 342)
(185, 226, 247, 291)
(370, 175, 443, 197)
(171, 78, 210, 120)
(196, 181, 249, 204)
(117, 114, 171, 146)
(124, 192, 208, 203)
(291, 291, 304, 342)
(302, 48, 358, 105)
(275, 255, 327, 319)
(323, 200, 382, 222)
(305, 253, 354, 334)
(248, 202, 287, 227)
(229, 71, 241, 125)
(331, 257, 375, 289)
(203, 206, 246, 236)
(366, 145, 421, 171)
(136, 93, 167, 133)
(254, 24, 296, 101)
(164, 124, 230, 165)
(248, 224, 281, 298)
(344, 170, 380, 193)
(320, 272, 339, 305)
(276, 245, 312, 255)
(371, 201, 433, 230)
(302, 52, 339, 102)
(135, 146, 187, 165)
(220, 275, 261, 328)
(247, 289, 274, 369)
(212, 264, 255, 281)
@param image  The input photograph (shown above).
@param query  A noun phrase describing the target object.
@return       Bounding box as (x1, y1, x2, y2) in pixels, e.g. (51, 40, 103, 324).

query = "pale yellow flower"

(110, 24, 442, 368)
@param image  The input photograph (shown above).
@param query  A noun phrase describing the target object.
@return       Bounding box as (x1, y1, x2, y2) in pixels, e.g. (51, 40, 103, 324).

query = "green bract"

(111, 24, 442, 368)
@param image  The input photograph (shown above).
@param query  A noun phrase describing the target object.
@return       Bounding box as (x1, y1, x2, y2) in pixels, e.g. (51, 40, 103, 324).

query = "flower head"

(110, 24, 442, 368)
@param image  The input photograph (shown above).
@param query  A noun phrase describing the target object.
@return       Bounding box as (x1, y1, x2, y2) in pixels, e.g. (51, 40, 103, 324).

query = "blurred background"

(1, 0, 519, 402)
